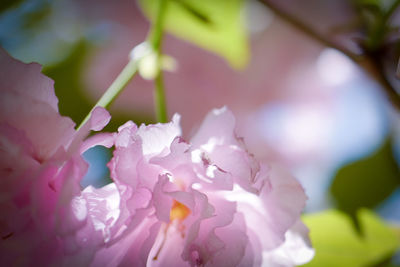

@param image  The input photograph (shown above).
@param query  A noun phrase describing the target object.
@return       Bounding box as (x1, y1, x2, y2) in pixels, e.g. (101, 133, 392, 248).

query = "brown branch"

(396, 57, 400, 79)
(258, 0, 400, 111)
(258, 0, 359, 61)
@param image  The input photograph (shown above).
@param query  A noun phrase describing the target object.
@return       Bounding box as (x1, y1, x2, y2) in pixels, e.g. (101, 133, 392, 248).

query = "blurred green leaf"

(302, 209, 400, 267)
(356, 0, 382, 10)
(43, 41, 93, 126)
(21, 2, 51, 29)
(0, 0, 24, 13)
(138, 0, 249, 69)
(330, 138, 400, 224)
(354, 0, 400, 50)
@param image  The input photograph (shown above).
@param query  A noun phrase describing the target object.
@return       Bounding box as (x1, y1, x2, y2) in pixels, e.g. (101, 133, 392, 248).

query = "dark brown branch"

(258, 0, 359, 61)
(258, 0, 400, 111)
(396, 57, 400, 79)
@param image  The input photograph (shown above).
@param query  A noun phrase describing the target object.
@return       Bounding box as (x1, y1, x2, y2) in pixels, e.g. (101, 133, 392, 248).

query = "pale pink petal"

(67, 107, 111, 155)
(152, 176, 174, 222)
(0, 47, 58, 111)
(115, 121, 138, 148)
(108, 139, 143, 189)
(80, 132, 115, 154)
(211, 212, 248, 267)
(91, 218, 161, 267)
(0, 91, 76, 160)
(238, 228, 263, 267)
(0, 48, 112, 265)
(137, 114, 181, 156)
(0, 48, 77, 160)
(221, 164, 307, 252)
(260, 164, 307, 247)
(147, 224, 188, 267)
(150, 137, 191, 171)
(181, 196, 235, 266)
(90, 107, 111, 131)
(190, 107, 260, 193)
(262, 220, 315, 267)
(85, 107, 312, 266)
(80, 183, 121, 243)
(191, 107, 236, 149)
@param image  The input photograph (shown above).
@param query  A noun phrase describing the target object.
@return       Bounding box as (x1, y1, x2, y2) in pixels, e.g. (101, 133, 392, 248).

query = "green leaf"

(330, 138, 400, 223)
(0, 0, 24, 13)
(138, 0, 249, 69)
(43, 41, 93, 125)
(302, 209, 400, 267)
(356, 0, 400, 12)
(356, 0, 382, 10)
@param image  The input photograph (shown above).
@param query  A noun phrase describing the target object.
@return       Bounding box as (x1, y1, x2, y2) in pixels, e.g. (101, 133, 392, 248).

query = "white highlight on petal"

(206, 165, 218, 178)
(221, 184, 266, 217)
(71, 196, 87, 221)
(212, 106, 227, 116)
(192, 183, 202, 190)
(317, 48, 356, 87)
(191, 149, 202, 163)
(200, 137, 218, 153)
(83, 183, 121, 243)
(262, 223, 315, 266)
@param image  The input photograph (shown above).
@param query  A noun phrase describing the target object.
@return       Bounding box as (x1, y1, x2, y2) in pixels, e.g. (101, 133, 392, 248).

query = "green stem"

(77, 58, 138, 130)
(154, 72, 168, 122)
(149, 0, 167, 51)
(149, 0, 168, 123)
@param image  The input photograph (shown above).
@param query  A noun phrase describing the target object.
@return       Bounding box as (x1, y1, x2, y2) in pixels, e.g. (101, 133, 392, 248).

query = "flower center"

(170, 200, 190, 221)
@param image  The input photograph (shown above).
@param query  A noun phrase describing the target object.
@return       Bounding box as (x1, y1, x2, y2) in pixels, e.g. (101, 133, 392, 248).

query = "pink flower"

(0, 48, 110, 265)
(0, 47, 313, 266)
(84, 107, 314, 266)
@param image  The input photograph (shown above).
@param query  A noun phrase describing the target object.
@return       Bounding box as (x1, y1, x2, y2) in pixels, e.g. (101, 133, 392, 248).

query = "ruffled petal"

(137, 114, 181, 156)
(0, 47, 58, 111)
(261, 220, 315, 267)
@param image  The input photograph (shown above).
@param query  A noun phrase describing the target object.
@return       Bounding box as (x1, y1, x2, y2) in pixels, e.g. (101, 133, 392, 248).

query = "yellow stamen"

(170, 200, 190, 221)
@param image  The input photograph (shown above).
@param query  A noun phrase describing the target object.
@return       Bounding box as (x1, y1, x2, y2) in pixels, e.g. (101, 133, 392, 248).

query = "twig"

(259, 0, 359, 61)
(259, 0, 400, 110)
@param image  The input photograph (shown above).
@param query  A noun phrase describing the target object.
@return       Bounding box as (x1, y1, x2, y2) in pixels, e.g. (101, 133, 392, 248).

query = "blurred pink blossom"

(82, 107, 314, 266)
(0, 48, 110, 265)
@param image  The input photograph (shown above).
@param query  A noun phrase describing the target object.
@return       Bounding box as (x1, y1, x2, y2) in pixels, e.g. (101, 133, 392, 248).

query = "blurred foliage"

(302, 209, 400, 267)
(138, 0, 249, 68)
(43, 41, 93, 126)
(43, 41, 154, 132)
(330, 138, 400, 227)
(0, 0, 71, 66)
(21, 1, 51, 29)
(354, 0, 400, 50)
(0, 0, 24, 13)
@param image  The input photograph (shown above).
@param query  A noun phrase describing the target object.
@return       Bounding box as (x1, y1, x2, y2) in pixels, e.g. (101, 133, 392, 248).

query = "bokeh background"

(1, 0, 399, 266)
